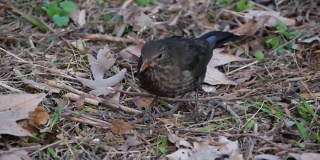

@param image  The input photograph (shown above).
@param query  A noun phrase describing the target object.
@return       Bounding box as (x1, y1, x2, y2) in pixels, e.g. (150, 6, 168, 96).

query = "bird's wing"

(164, 37, 209, 78)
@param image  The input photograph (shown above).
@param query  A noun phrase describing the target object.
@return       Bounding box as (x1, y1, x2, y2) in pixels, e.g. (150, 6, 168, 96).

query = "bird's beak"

(139, 59, 150, 73)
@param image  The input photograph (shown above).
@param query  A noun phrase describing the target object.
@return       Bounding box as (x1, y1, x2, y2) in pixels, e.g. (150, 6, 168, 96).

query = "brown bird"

(137, 31, 241, 97)
(136, 31, 241, 120)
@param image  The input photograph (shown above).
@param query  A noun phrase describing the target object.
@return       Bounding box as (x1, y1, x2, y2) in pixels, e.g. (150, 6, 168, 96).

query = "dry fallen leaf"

(70, 9, 86, 26)
(74, 94, 86, 109)
(232, 20, 255, 35)
(204, 49, 250, 85)
(117, 136, 143, 151)
(252, 154, 281, 160)
(208, 49, 249, 68)
(76, 45, 127, 96)
(122, 7, 154, 32)
(0, 93, 46, 136)
(301, 153, 320, 160)
(133, 96, 154, 108)
(205, 67, 238, 85)
(119, 41, 144, 62)
(28, 106, 50, 128)
(0, 150, 31, 160)
(166, 134, 243, 160)
(243, 10, 295, 27)
(110, 119, 133, 135)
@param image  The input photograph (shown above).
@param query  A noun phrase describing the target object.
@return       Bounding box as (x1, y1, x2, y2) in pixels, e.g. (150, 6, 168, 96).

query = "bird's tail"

(200, 31, 241, 51)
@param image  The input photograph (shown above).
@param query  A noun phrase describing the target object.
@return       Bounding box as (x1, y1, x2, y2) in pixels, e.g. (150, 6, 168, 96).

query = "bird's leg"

(143, 95, 158, 123)
(191, 88, 200, 121)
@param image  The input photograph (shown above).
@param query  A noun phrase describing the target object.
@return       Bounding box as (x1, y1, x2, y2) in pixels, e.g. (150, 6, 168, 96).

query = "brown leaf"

(232, 20, 255, 35)
(105, 85, 123, 104)
(119, 42, 144, 62)
(243, 10, 295, 27)
(0, 150, 31, 160)
(28, 106, 49, 128)
(70, 9, 86, 26)
(74, 94, 86, 109)
(0, 93, 46, 136)
(117, 136, 143, 151)
(208, 49, 249, 68)
(110, 119, 133, 135)
(133, 96, 153, 108)
(122, 7, 154, 31)
(301, 153, 320, 160)
(204, 67, 237, 85)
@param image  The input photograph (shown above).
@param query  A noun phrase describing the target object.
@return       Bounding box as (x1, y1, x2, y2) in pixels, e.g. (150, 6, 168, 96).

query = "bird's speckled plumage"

(137, 31, 241, 97)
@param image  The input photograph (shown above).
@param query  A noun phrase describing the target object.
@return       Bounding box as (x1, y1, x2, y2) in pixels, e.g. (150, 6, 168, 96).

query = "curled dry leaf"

(232, 20, 255, 35)
(74, 94, 86, 109)
(0, 150, 31, 160)
(166, 149, 193, 160)
(243, 10, 295, 27)
(117, 136, 143, 151)
(208, 49, 249, 68)
(28, 106, 50, 128)
(252, 154, 281, 160)
(71, 40, 87, 51)
(119, 41, 144, 62)
(76, 45, 127, 96)
(204, 48, 250, 85)
(133, 96, 154, 108)
(0, 93, 46, 136)
(110, 119, 133, 135)
(70, 9, 86, 26)
(122, 7, 154, 32)
(166, 135, 243, 160)
(205, 67, 237, 85)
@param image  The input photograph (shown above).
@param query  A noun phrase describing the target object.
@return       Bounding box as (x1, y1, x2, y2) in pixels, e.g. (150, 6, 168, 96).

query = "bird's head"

(138, 40, 168, 73)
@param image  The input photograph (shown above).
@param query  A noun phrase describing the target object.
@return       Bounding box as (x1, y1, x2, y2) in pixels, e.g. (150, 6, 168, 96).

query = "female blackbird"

(137, 31, 241, 97)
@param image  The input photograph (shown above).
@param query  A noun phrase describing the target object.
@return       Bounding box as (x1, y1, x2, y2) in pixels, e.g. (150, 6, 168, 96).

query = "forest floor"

(0, 0, 319, 159)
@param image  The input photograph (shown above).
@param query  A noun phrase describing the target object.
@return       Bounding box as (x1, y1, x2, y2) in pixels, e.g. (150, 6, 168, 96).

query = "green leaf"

(296, 141, 304, 149)
(294, 120, 309, 141)
(313, 132, 320, 143)
(277, 48, 285, 55)
(53, 15, 69, 27)
(276, 21, 287, 32)
(255, 51, 264, 63)
(266, 38, 280, 49)
(42, 2, 60, 18)
(157, 146, 167, 154)
(302, 98, 315, 115)
(236, 0, 254, 12)
(137, 0, 155, 7)
(60, 1, 77, 12)
(245, 120, 255, 130)
(48, 147, 59, 159)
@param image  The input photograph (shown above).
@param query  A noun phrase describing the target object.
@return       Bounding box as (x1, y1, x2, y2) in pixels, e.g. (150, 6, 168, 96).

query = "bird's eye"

(157, 54, 163, 59)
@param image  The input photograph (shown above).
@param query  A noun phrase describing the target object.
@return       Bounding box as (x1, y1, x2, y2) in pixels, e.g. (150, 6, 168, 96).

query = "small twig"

(46, 81, 142, 114)
(74, 33, 137, 43)
(0, 145, 41, 155)
(227, 60, 258, 75)
(210, 100, 243, 125)
(0, 81, 23, 93)
(109, 89, 229, 102)
(64, 116, 110, 128)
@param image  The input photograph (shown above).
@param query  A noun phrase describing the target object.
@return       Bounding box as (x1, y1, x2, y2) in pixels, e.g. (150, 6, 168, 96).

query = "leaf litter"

(0, 0, 319, 159)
